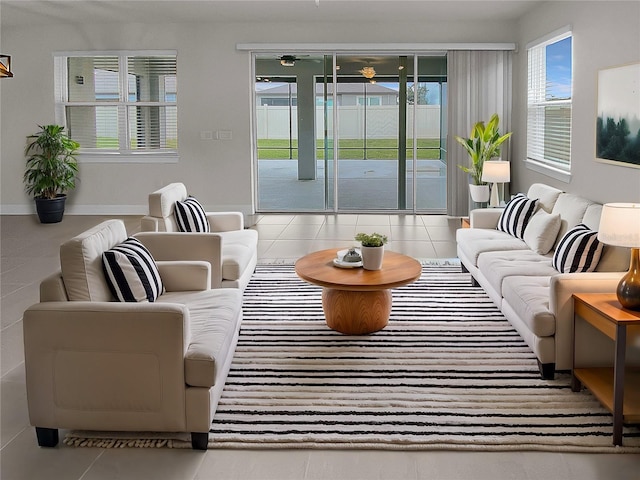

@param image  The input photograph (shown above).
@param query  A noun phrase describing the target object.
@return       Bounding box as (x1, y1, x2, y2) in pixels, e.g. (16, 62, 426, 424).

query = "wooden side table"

(571, 293, 640, 446)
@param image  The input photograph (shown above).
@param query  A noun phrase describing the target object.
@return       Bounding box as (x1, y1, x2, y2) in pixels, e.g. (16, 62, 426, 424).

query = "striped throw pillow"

(552, 224, 604, 273)
(175, 196, 210, 232)
(102, 237, 164, 302)
(496, 193, 539, 239)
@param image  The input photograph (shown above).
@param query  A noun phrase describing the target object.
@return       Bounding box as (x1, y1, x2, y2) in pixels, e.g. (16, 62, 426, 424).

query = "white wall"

(512, 1, 640, 204)
(4, 2, 637, 216)
(0, 14, 516, 216)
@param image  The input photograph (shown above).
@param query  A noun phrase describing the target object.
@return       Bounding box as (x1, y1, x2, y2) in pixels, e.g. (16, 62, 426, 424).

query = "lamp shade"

(597, 203, 640, 247)
(481, 160, 510, 183)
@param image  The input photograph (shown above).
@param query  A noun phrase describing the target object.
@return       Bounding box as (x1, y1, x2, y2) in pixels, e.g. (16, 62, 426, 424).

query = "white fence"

(256, 105, 442, 140)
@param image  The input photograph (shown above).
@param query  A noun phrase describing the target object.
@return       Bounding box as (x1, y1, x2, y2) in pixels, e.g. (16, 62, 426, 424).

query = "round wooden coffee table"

(295, 249, 422, 334)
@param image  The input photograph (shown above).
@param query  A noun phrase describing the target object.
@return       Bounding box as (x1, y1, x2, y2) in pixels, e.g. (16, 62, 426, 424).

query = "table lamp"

(481, 160, 510, 207)
(597, 203, 640, 310)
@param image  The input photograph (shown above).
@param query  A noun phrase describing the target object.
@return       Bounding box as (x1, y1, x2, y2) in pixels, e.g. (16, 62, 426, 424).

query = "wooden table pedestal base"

(322, 288, 392, 335)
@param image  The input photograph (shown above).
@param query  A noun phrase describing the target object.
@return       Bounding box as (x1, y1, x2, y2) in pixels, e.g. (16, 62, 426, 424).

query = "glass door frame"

(252, 51, 447, 214)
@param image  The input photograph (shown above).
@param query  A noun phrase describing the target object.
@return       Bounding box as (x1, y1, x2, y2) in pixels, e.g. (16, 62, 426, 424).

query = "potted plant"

(355, 232, 388, 270)
(455, 113, 512, 203)
(24, 124, 80, 223)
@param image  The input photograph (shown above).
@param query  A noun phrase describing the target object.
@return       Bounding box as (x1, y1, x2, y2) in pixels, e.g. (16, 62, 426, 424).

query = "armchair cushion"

(175, 196, 211, 233)
(60, 219, 128, 302)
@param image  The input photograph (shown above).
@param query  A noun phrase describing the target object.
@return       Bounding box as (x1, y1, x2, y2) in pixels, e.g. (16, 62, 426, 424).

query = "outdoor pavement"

(257, 159, 447, 212)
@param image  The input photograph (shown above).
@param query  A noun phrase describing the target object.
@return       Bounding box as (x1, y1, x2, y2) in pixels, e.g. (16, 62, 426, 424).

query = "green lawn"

(258, 138, 442, 160)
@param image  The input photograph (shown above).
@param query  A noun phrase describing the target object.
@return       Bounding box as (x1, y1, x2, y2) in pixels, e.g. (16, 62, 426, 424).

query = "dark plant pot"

(35, 195, 67, 224)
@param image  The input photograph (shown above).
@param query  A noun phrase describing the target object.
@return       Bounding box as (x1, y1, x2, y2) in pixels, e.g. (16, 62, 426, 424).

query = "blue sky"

(546, 36, 572, 100)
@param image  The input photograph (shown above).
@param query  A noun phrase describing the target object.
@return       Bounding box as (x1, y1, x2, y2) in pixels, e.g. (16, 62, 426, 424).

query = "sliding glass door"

(254, 52, 446, 213)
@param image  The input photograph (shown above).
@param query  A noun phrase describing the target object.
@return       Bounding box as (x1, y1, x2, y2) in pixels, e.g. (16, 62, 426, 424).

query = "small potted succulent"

(355, 232, 388, 270)
(24, 124, 80, 223)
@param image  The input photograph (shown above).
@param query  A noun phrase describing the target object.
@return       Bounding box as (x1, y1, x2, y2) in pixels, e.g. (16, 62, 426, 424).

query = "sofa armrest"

(140, 216, 161, 232)
(550, 272, 625, 369)
(23, 301, 191, 430)
(470, 208, 503, 229)
(206, 211, 244, 232)
(157, 261, 211, 291)
(134, 232, 223, 288)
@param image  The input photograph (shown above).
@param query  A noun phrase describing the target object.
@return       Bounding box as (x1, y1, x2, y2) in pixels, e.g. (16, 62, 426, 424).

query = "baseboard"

(1, 203, 255, 217)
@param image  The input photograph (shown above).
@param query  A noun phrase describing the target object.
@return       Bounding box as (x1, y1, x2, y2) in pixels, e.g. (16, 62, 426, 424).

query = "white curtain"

(446, 50, 513, 217)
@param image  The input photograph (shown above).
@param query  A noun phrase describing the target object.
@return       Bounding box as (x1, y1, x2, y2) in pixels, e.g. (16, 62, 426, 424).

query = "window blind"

(526, 31, 572, 170)
(56, 52, 177, 154)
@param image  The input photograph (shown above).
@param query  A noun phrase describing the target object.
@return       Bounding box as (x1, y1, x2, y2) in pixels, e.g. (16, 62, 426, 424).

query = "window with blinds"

(55, 52, 177, 156)
(526, 30, 572, 172)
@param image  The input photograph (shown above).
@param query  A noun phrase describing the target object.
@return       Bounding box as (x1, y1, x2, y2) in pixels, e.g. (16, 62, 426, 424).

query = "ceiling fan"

(279, 55, 298, 67)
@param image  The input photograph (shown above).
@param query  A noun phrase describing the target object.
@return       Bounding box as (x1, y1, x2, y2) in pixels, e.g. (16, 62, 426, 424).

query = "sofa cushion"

(497, 193, 539, 239)
(103, 237, 165, 302)
(502, 276, 555, 337)
(60, 219, 128, 302)
(526, 183, 563, 213)
(456, 228, 529, 267)
(523, 210, 561, 255)
(158, 288, 242, 388)
(552, 224, 604, 273)
(175, 196, 211, 233)
(551, 194, 595, 249)
(219, 230, 258, 281)
(478, 250, 557, 299)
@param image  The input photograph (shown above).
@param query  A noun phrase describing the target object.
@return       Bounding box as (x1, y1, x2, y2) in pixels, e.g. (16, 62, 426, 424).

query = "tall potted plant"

(24, 125, 79, 223)
(455, 113, 512, 203)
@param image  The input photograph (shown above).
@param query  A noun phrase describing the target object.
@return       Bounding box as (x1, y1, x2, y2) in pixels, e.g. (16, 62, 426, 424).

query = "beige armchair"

(140, 183, 258, 291)
(23, 220, 242, 450)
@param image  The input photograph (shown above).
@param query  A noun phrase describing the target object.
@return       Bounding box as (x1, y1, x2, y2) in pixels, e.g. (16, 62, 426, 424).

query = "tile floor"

(2, 214, 639, 480)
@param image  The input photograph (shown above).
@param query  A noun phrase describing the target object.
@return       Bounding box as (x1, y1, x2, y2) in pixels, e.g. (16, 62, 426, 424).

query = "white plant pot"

(469, 184, 490, 203)
(361, 245, 384, 271)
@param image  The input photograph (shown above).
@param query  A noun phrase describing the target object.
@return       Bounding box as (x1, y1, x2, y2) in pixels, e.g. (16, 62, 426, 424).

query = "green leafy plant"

(455, 113, 512, 185)
(24, 124, 80, 199)
(355, 232, 388, 247)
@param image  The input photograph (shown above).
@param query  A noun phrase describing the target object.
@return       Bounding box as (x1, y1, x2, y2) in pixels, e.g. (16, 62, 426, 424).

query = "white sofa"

(23, 220, 242, 450)
(140, 183, 258, 292)
(456, 183, 631, 379)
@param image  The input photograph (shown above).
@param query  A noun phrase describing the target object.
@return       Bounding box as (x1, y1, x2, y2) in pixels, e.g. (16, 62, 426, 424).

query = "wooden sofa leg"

(537, 360, 555, 380)
(191, 432, 208, 450)
(35, 427, 59, 447)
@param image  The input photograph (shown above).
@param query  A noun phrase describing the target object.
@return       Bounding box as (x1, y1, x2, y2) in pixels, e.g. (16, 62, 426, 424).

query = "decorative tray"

(333, 248, 362, 268)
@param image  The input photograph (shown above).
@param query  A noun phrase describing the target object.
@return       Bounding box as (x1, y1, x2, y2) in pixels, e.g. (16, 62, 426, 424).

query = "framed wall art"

(595, 62, 640, 169)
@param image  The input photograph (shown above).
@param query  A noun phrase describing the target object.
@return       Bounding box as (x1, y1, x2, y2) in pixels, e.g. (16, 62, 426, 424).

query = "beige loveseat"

(23, 220, 242, 450)
(140, 183, 258, 292)
(456, 183, 632, 379)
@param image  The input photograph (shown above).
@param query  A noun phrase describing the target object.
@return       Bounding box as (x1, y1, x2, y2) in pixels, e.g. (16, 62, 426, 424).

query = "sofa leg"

(537, 360, 555, 380)
(470, 276, 479, 287)
(35, 427, 59, 447)
(191, 432, 208, 450)
(461, 263, 469, 273)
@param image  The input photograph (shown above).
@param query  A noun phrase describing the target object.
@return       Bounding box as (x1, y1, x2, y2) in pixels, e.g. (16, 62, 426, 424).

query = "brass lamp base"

(618, 248, 640, 311)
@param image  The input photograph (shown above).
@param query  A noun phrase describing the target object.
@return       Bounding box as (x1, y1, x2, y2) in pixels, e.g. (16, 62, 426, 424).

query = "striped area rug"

(208, 262, 640, 452)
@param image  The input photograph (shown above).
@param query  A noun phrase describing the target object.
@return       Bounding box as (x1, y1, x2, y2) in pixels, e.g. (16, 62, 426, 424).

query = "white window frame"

(54, 50, 178, 163)
(525, 27, 573, 182)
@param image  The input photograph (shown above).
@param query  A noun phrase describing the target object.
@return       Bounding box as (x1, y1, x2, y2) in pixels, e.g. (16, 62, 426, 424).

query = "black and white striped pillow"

(552, 224, 604, 273)
(497, 193, 539, 239)
(175, 196, 210, 232)
(102, 237, 164, 302)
